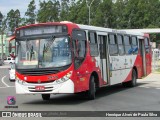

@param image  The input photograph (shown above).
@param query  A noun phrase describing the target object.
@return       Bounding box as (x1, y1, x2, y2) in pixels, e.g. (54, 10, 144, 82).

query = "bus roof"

(77, 24, 144, 36)
(120, 28, 160, 34)
(15, 21, 145, 37)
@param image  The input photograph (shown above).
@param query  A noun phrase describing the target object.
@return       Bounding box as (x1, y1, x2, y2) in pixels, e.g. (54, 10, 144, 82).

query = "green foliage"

(6, 9, 21, 34)
(92, 0, 113, 27)
(59, 0, 70, 21)
(113, 0, 160, 29)
(25, 0, 36, 24)
(75, 0, 88, 24)
(37, 0, 60, 22)
(2, 0, 160, 35)
(0, 12, 7, 33)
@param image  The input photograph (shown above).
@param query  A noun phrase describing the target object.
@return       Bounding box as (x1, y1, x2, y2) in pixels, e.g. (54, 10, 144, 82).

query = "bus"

(13, 21, 152, 100)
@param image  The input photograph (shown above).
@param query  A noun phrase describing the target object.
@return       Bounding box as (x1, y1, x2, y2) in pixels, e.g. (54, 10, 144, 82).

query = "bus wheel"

(130, 69, 137, 87)
(42, 94, 50, 100)
(87, 76, 96, 100)
(122, 69, 137, 87)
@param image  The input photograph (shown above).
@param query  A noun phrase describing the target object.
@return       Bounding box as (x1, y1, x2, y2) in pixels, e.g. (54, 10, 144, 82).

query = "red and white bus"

(14, 21, 151, 100)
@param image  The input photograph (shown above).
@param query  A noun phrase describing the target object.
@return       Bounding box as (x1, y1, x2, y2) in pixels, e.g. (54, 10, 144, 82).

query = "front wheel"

(87, 76, 96, 100)
(42, 94, 50, 100)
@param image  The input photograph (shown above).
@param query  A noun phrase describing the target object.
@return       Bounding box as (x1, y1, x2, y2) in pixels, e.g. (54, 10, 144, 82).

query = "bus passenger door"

(139, 38, 147, 76)
(97, 33, 110, 85)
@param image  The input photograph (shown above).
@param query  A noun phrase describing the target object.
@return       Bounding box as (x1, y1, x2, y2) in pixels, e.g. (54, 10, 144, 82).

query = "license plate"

(35, 86, 45, 91)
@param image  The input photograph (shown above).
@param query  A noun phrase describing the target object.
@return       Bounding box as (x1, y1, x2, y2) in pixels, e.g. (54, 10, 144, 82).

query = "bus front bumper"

(15, 79, 74, 94)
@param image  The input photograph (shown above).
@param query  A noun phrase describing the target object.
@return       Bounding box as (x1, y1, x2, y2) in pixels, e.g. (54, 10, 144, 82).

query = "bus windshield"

(16, 36, 72, 69)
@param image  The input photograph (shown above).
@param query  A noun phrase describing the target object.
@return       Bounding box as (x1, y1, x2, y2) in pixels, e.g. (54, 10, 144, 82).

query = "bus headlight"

(56, 71, 72, 84)
(66, 71, 72, 78)
(16, 76, 26, 85)
(56, 77, 68, 84)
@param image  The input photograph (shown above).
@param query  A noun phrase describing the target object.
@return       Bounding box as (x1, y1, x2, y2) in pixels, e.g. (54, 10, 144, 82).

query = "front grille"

(26, 80, 55, 84)
(28, 87, 53, 89)
(29, 90, 52, 92)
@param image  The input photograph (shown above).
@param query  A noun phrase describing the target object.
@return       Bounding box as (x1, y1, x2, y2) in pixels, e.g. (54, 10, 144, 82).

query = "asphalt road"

(0, 64, 160, 120)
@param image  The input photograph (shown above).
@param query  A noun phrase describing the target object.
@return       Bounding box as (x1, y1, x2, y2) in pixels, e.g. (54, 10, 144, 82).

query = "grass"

(156, 68, 160, 73)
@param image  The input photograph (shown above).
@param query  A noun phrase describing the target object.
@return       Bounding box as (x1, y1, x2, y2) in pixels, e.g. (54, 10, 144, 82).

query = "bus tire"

(122, 69, 137, 87)
(87, 76, 96, 100)
(42, 94, 50, 100)
(130, 69, 137, 87)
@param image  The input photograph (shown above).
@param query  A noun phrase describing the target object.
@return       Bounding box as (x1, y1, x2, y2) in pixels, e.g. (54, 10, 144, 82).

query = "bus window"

(117, 35, 125, 55)
(131, 36, 138, 54)
(124, 35, 132, 55)
(109, 34, 118, 56)
(72, 29, 87, 69)
(72, 29, 86, 58)
(89, 32, 99, 56)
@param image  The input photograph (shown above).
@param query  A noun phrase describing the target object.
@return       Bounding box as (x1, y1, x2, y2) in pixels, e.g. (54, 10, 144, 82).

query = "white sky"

(0, 0, 40, 17)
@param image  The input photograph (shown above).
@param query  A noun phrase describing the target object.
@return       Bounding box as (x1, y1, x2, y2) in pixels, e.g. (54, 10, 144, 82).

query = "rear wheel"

(87, 76, 96, 100)
(130, 69, 137, 87)
(42, 94, 50, 100)
(122, 69, 137, 87)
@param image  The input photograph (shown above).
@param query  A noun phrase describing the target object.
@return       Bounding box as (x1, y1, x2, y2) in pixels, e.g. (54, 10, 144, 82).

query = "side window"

(124, 35, 132, 55)
(144, 37, 150, 53)
(109, 34, 118, 55)
(72, 29, 87, 69)
(131, 36, 138, 54)
(72, 29, 86, 58)
(89, 32, 99, 56)
(117, 35, 125, 55)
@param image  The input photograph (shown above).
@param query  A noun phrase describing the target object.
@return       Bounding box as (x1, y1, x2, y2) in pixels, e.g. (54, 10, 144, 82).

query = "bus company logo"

(7, 96, 16, 105)
(37, 80, 41, 83)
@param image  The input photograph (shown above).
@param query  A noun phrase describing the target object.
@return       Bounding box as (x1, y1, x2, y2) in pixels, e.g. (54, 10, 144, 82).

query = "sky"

(0, 0, 40, 17)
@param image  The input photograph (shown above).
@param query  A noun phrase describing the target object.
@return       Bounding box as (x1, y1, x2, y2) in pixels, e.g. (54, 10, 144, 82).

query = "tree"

(59, 0, 70, 21)
(92, 0, 113, 27)
(0, 12, 7, 60)
(113, 0, 160, 29)
(113, 0, 128, 28)
(6, 9, 21, 34)
(68, 1, 79, 23)
(76, 0, 88, 24)
(14, 9, 21, 27)
(25, 0, 36, 24)
(37, 0, 60, 22)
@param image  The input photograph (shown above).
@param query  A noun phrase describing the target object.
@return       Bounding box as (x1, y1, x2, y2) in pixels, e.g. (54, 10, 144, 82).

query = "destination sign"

(16, 25, 67, 37)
